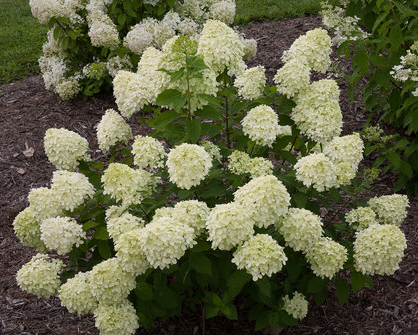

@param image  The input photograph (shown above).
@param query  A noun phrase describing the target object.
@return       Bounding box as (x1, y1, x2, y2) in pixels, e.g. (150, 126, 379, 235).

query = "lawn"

(0, 0, 324, 84)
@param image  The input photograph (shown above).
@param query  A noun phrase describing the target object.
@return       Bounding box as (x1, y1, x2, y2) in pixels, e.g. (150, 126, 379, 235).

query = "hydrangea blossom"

(240, 35, 257, 61)
(334, 162, 356, 186)
(89, 258, 136, 303)
(228, 150, 251, 175)
(232, 234, 287, 281)
(115, 229, 150, 275)
(209, 0, 236, 25)
(241, 105, 280, 147)
(55, 78, 80, 100)
(248, 157, 273, 178)
(282, 28, 332, 73)
(59, 271, 97, 315)
(138, 216, 196, 269)
(345, 207, 378, 231)
(173, 200, 210, 235)
(276, 208, 323, 252)
(40, 217, 86, 255)
(106, 55, 133, 77)
(274, 59, 311, 98)
(44, 128, 90, 171)
(13, 208, 47, 252)
(295, 153, 337, 192)
(94, 300, 139, 335)
(368, 194, 409, 226)
(306, 237, 347, 279)
(88, 16, 119, 49)
(197, 20, 245, 76)
(102, 163, 156, 205)
(206, 202, 254, 250)
(131, 135, 166, 170)
(96, 109, 132, 152)
(234, 66, 266, 100)
(354, 224, 407, 275)
(107, 212, 145, 243)
(283, 292, 309, 320)
(234, 175, 291, 228)
(28, 187, 63, 221)
(167, 143, 212, 189)
(323, 133, 364, 170)
(51, 170, 95, 211)
(200, 141, 222, 162)
(16, 254, 64, 298)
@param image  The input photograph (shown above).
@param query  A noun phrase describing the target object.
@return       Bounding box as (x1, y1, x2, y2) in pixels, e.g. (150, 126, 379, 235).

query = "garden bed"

(0, 15, 417, 335)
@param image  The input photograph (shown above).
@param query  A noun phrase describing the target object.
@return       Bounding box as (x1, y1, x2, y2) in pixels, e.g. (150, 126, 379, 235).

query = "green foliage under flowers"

(336, 0, 418, 196)
(14, 27, 409, 335)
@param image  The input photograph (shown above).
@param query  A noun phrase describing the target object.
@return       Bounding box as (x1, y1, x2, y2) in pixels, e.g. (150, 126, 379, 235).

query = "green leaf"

(195, 105, 222, 119)
(256, 277, 271, 298)
(53, 25, 62, 40)
(351, 272, 374, 292)
(82, 221, 100, 231)
(334, 276, 350, 305)
(117, 13, 126, 25)
(353, 49, 368, 72)
(151, 111, 180, 128)
(135, 281, 154, 301)
(93, 227, 109, 240)
(227, 270, 251, 300)
(389, 25, 403, 52)
(307, 276, 328, 305)
(189, 252, 212, 276)
(387, 149, 402, 168)
(156, 89, 183, 106)
(97, 240, 111, 259)
(221, 303, 238, 320)
(292, 192, 307, 208)
(205, 303, 219, 318)
(372, 11, 390, 33)
(186, 119, 201, 143)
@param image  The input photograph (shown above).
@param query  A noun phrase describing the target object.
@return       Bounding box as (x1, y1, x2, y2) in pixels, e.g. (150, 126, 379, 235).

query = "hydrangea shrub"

(30, 0, 255, 100)
(14, 22, 409, 334)
(321, 0, 418, 196)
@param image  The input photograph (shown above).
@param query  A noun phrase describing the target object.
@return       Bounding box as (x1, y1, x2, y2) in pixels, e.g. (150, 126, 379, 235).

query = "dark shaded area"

(0, 15, 417, 335)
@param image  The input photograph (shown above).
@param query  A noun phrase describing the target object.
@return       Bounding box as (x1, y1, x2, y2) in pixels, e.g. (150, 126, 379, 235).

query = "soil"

(1, 15, 417, 335)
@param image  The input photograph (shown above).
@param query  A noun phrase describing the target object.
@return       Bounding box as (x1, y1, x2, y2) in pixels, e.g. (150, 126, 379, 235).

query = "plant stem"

(279, 136, 297, 166)
(201, 302, 206, 335)
(223, 73, 231, 148)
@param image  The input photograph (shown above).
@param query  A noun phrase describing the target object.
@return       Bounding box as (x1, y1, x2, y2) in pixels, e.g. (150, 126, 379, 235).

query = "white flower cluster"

(345, 207, 377, 231)
(59, 271, 97, 314)
(13, 208, 47, 252)
(94, 300, 139, 335)
(306, 237, 347, 279)
(132, 135, 166, 170)
(234, 66, 266, 100)
(89, 258, 136, 303)
(274, 59, 311, 98)
(115, 229, 150, 275)
(354, 224, 407, 275)
(282, 28, 332, 73)
(106, 55, 133, 77)
(323, 133, 364, 170)
(172, 200, 210, 235)
(51, 170, 95, 211)
(197, 20, 245, 76)
(232, 234, 287, 281)
(206, 202, 254, 250)
(102, 163, 156, 205)
(200, 141, 222, 162)
(40, 216, 86, 255)
(368, 194, 410, 226)
(29, 0, 84, 25)
(391, 42, 418, 90)
(295, 153, 337, 192)
(228, 152, 274, 178)
(320, 2, 369, 46)
(276, 208, 323, 252)
(241, 105, 280, 147)
(167, 143, 212, 189)
(28, 187, 63, 221)
(44, 128, 90, 171)
(248, 157, 273, 178)
(234, 175, 291, 228)
(137, 216, 196, 269)
(282, 292, 309, 320)
(107, 212, 145, 243)
(96, 109, 132, 152)
(17, 254, 64, 298)
(292, 79, 342, 144)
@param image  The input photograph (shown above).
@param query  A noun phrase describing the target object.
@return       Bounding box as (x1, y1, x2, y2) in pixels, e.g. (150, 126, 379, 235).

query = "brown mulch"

(1, 15, 417, 335)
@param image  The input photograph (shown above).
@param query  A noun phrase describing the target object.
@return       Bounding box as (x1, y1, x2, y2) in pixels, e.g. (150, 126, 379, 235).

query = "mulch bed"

(1, 15, 417, 335)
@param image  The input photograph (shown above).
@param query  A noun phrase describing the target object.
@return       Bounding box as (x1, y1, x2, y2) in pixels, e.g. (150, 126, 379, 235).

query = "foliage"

(328, 0, 418, 196)
(14, 24, 409, 334)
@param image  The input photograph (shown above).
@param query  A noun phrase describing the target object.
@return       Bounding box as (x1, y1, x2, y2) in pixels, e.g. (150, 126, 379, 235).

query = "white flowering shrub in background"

(30, 0, 257, 100)
(14, 22, 409, 334)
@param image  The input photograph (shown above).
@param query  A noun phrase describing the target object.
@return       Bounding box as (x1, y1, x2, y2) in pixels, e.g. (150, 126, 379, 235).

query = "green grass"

(0, 0, 323, 84)
(235, 0, 324, 24)
(0, 0, 47, 84)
